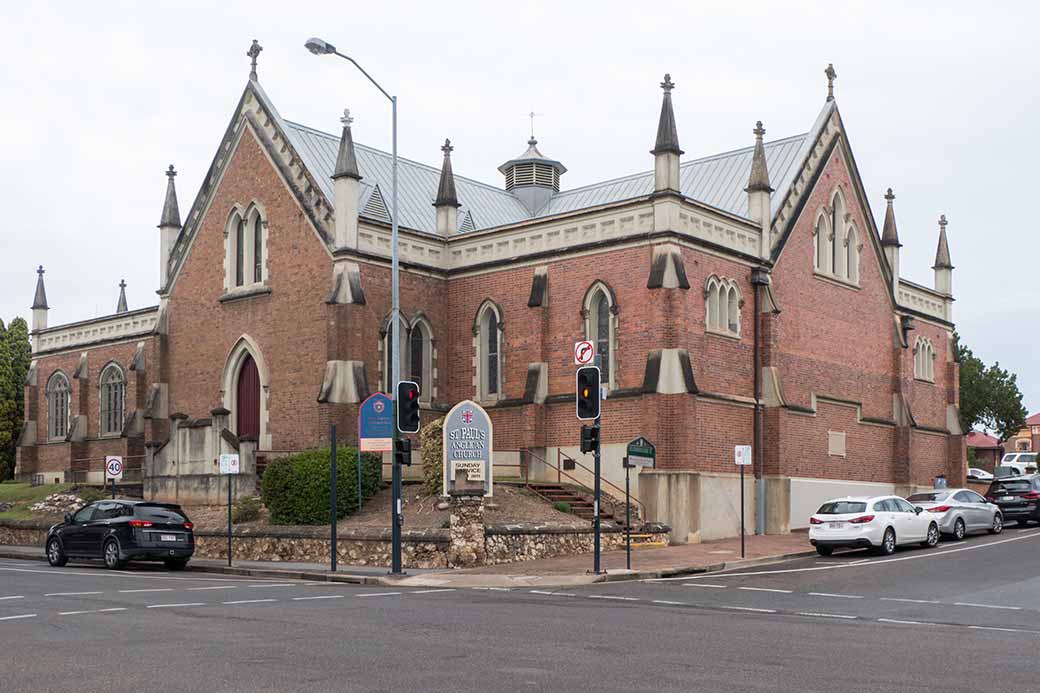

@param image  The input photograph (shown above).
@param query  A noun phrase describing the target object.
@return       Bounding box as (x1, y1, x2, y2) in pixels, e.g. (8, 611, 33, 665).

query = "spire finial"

(825, 63, 837, 101)
(934, 214, 953, 269)
(661, 73, 675, 93)
(745, 119, 772, 194)
(651, 73, 683, 157)
(885, 187, 894, 202)
(332, 107, 362, 181)
(247, 39, 263, 81)
(340, 108, 353, 127)
(435, 137, 460, 208)
(32, 265, 48, 311)
(166, 164, 176, 179)
(37, 265, 44, 277)
(939, 213, 947, 228)
(159, 163, 181, 228)
(526, 111, 543, 141)
(881, 187, 900, 247)
(116, 279, 128, 314)
(753, 120, 765, 139)
(441, 138, 453, 156)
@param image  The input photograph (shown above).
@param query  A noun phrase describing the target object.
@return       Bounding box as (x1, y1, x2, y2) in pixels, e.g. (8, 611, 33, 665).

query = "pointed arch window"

(253, 215, 263, 283)
(46, 372, 70, 441)
(476, 302, 503, 401)
(583, 283, 617, 389)
(235, 218, 245, 287)
(846, 225, 859, 284)
(705, 276, 741, 338)
(914, 337, 936, 382)
(814, 215, 828, 271)
(99, 364, 125, 436)
(830, 192, 845, 276)
(225, 205, 267, 292)
(409, 318, 434, 403)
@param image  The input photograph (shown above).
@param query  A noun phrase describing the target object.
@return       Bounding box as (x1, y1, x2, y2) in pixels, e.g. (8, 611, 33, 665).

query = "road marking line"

(878, 618, 928, 626)
(292, 595, 344, 601)
(652, 600, 686, 606)
(146, 602, 205, 609)
(808, 592, 864, 599)
(847, 559, 871, 565)
(59, 608, 128, 616)
(797, 612, 857, 620)
(0, 596, 24, 601)
(0, 565, 269, 583)
(411, 589, 456, 595)
(682, 583, 726, 589)
(472, 587, 511, 591)
(99, 608, 126, 613)
(223, 599, 277, 605)
(880, 597, 941, 604)
(970, 625, 1027, 633)
(0, 613, 37, 621)
(587, 595, 638, 601)
(954, 602, 1022, 611)
(720, 606, 776, 613)
(187, 585, 238, 591)
(251, 583, 295, 588)
(45, 591, 102, 597)
(357, 592, 402, 598)
(651, 530, 1040, 582)
(738, 587, 792, 594)
(529, 590, 577, 597)
(119, 588, 173, 594)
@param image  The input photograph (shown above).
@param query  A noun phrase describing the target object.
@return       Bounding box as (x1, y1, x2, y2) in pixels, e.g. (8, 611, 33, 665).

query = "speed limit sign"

(105, 456, 124, 481)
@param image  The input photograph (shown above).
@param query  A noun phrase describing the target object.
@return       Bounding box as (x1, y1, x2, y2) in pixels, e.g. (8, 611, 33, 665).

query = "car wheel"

(163, 558, 189, 571)
(989, 513, 1003, 535)
(922, 523, 940, 548)
(815, 545, 834, 557)
(877, 528, 896, 555)
(103, 539, 126, 570)
(952, 517, 966, 541)
(46, 537, 68, 567)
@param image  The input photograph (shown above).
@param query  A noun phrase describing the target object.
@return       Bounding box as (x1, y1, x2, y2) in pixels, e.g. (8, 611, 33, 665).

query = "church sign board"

(358, 393, 393, 453)
(442, 400, 493, 497)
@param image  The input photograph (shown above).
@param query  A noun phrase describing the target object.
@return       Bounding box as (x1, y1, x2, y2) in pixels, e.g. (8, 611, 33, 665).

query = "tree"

(0, 318, 31, 481)
(956, 333, 1027, 442)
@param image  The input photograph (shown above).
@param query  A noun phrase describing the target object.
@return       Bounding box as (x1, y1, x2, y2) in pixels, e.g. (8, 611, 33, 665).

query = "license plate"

(160, 534, 178, 542)
(828, 522, 846, 530)
(1000, 496, 1015, 502)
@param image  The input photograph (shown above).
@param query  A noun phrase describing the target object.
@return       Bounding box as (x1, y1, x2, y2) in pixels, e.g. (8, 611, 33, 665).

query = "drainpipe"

(751, 268, 770, 535)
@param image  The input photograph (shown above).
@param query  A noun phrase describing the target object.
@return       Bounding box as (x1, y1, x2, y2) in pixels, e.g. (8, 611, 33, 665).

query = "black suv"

(985, 475, 1040, 527)
(46, 500, 195, 570)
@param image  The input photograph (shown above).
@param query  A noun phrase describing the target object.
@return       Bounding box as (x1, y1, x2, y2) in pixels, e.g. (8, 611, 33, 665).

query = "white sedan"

(809, 495, 940, 556)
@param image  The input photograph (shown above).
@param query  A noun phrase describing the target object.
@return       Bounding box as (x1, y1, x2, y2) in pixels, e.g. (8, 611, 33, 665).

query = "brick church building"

(15, 44, 965, 542)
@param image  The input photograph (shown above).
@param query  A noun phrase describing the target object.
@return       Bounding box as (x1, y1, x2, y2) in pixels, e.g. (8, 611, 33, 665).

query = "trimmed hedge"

(420, 417, 445, 496)
(260, 447, 382, 525)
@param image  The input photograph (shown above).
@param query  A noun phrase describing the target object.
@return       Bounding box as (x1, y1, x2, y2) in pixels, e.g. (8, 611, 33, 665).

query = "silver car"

(907, 488, 1003, 540)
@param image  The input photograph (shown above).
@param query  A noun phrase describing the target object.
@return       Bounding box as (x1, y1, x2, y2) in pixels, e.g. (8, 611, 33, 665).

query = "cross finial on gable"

(441, 138, 453, 155)
(166, 164, 176, 179)
(825, 63, 837, 101)
(119, 279, 127, 290)
(247, 39, 263, 81)
(37, 265, 44, 276)
(341, 108, 353, 127)
(660, 73, 675, 93)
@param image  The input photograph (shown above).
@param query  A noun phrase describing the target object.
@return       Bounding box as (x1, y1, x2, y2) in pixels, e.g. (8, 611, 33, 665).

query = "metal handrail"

(556, 448, 646, 521)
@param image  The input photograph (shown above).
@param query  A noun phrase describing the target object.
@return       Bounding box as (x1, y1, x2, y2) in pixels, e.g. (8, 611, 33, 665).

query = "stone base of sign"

(447, 492, 487, 568)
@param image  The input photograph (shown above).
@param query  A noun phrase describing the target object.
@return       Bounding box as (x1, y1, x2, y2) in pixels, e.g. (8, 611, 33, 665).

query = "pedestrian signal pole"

(577, 366, 602, 574)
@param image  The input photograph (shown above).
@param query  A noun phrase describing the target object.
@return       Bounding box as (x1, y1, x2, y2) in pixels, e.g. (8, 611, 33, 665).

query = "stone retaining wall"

(0, 519, 669, 569)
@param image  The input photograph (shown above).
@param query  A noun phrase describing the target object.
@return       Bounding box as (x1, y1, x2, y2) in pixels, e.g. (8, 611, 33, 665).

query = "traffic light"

(576, 366, 601, 420)
(394, 437, 412, 466)
(580, 424, 600, 454)
(397, 381, 420, 433)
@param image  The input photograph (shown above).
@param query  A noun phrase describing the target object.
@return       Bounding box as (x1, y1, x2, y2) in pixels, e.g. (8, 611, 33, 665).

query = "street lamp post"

(305, 37, 404, 575)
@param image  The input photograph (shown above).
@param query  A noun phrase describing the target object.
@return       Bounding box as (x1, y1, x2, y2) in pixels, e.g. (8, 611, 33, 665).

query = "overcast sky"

(1, 1, 1036, 416)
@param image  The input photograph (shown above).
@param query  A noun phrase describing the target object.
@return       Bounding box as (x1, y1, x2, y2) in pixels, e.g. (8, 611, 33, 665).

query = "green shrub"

(260, 447, 381, 525)
(232, 495, 262, 523)
(420, 417, 445, 496)
(553, 501, 572, 514)
(77, 487, 109, 503)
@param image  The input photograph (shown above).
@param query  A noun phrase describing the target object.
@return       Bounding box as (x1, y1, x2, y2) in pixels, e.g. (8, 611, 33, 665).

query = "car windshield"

(908, 492, 948, 502)
(988, 480, 1032, 494)
(134, 505, 189, 524)
(817, 501, 867, 514)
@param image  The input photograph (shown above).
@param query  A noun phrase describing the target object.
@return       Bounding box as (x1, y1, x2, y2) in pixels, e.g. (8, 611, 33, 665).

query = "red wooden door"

(236, 355, 260, 440)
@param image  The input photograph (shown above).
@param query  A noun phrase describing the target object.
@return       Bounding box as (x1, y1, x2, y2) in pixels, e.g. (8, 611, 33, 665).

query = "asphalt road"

(3, 526, 1039, 692)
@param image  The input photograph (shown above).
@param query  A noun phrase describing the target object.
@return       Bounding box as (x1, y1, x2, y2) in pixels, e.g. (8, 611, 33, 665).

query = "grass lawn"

(0, 483, 72, 521)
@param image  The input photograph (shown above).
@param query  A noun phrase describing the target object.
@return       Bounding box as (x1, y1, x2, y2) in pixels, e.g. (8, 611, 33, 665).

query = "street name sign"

(734, 445, 752, 466)
(105, 456, 124, 481)
(358, 392, 393, 452)
(219, 453, 241, 475)
(624, 437, 656, 468)
(442, 400, 493, 497)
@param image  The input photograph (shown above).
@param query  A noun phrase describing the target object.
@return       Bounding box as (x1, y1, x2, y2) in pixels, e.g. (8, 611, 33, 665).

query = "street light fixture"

(305, 36, 403, 575)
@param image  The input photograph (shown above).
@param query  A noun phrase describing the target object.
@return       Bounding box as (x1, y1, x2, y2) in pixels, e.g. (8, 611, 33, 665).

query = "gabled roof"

(967, 431, 1001, 448)
(284, 119, 809, 234)
(1027, 412, 1040, 426)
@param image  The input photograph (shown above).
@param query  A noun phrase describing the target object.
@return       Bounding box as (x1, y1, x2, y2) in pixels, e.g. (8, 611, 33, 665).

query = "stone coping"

(485, 522, 669, 536)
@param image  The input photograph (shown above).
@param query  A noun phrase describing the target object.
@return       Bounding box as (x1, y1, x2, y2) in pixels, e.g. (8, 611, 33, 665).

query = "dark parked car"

(46, 500, 195, 570)
(984, 475, 1040, 527)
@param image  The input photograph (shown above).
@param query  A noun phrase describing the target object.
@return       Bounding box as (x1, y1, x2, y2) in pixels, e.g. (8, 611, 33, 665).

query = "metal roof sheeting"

(282, 119, 809, 235)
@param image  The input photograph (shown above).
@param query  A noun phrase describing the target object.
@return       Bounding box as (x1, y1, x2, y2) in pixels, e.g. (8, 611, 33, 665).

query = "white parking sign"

(105, 456, 124, 481)
(219, 453, 240, 475)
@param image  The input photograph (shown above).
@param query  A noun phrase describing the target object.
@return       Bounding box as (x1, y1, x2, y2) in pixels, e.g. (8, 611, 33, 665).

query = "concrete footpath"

(0, 532, 813, 587)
